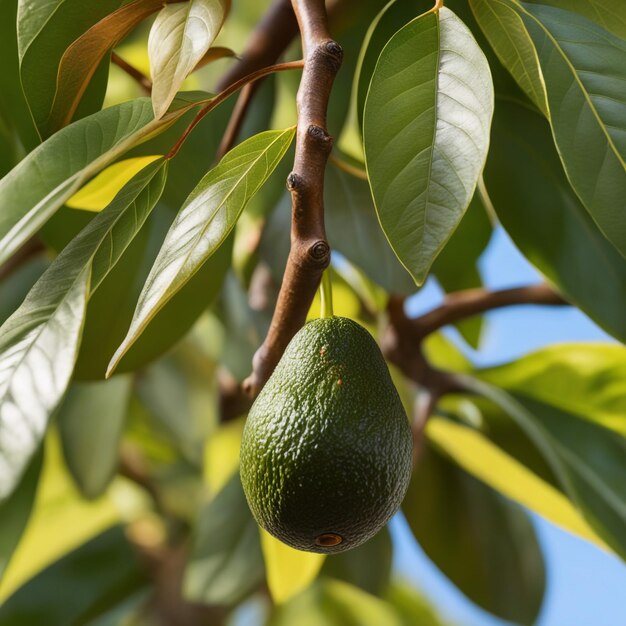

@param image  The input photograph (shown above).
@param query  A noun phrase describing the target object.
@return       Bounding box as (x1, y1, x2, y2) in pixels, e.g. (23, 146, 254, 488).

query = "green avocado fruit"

(240, 316, 413, 553)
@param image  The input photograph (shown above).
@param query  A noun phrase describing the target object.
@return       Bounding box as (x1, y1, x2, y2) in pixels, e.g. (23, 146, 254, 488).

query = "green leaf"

(0, 97, 193, 267)
(469, 0, 548, 114)
(485, 99, 626, 343)
(356, 0, 420, 132)
(58, 376, 132, 499)
(523, 0, 626, 40)
(108, 127, 296, 374)
(384, 581, 448, 626)
(404, 440, 545, 625)
(364, 8, 494, 285)
(184, 472, 264, 605)
(0, 160, 167, 502)
(269, 579, 403, 626)
(325, 163, 415, 295)
(463, 375, 626, 560)
(17, 0, 123, 138)
(0, 265, 90, 503)
(0, 256, 48, 326)
(322, 527, 392, 596)
(46, 0, 170, 135)
(0, 451, 42, 582)
(485, 1, 626, 257)
(0, 527, 145, 625)
(479, 343, 626, 437)
(149, 0, 228, 119)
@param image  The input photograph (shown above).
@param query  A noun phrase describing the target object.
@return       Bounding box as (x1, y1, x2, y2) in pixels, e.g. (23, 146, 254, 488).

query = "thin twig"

(165, 60, 304, 160)
(329, 153, 368, 180)
(412, 284, 566, 338)
(243, 0, 343, 398)
(215, 82, 256, 161)
(111, 52, 152, 94)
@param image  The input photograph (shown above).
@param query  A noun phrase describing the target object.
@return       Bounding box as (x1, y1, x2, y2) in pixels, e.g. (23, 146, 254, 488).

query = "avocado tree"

(0, 0, 625, 623)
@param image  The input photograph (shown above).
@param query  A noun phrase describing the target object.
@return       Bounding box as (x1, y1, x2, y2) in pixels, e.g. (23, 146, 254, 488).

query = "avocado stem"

(320, 269, 334, 318)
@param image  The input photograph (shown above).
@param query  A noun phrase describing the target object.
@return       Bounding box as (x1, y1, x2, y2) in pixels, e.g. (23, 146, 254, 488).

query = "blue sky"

(396, 226, 626, 625)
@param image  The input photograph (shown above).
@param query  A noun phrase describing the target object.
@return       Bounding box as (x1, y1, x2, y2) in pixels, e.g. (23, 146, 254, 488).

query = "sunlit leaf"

(469, 0, 548, 114)
(0, 160, 167, 501)
(261, 530, 325, 604)
(184, 472, 264, 605)
(0, 451, 42, 582)
(58, 376, 133, 499)
(149, 0, 228, 118)
(485, 99, 626, 343)
(461, 376, 626, 559)
(0, 97, 197, 267)
(426, 417, 608, 550)
(203, 417, 245, 494)
(109, 127, 296, 374)
(479, 343, 626, 437)
(404, 439, 545, 625)
(0, 433, 120, 600)
(66, 156, 163, 212)
(364, 8, 494, 285)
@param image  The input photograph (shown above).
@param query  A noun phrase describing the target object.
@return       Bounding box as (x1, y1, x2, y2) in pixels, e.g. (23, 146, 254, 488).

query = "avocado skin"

(240, 316, 413, 553)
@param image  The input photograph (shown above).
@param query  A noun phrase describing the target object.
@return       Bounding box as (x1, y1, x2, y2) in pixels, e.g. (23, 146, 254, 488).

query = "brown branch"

(111, 52, 152, 95)
(413, 283, 567, 338)
(243, 0, 343, 398)
(215, 82, 256, 161)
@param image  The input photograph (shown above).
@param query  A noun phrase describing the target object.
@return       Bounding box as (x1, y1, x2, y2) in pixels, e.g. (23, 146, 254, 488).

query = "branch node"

(307, 240, 331, 269)
(307, 124, 333, 151)
(286, 172, 303, 191)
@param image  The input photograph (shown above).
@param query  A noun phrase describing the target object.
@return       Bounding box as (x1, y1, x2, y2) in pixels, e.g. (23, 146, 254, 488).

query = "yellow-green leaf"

(426, 417, 608, 550)
(66, 156, 162, 212)
(261, 529, 325, 604)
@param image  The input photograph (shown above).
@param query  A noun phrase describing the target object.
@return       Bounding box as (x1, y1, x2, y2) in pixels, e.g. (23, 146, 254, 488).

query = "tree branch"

(412, 283, 566, 338)
(111, 52, 152, 94)
(243, 0, 343, 397)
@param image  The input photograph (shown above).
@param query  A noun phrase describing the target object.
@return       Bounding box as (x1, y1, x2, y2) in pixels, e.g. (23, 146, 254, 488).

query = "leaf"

(17, 0, 123, 138)
(66, 156, 163, 212)
(462, 376, 626, 559)
(523, 0, 626, 43)
(0, 97, 193, 267)
(484, 99, 626, 343)
(0, 451, 42, 582)
(0, 256, 48, 326)
(486, 1, 626, 257)
(58, 376, 132, 499)
(0, 527, 145, 625)
(108, 127, 296, 374)
(325, 163, 416, 295)
(261, 530, 325, 604)
(356, 0, 420, 132)
(404, 438, 545, 625)
(149, 0, 228, 118)
(203, 417, 244, 493)
(479, 343, 626, 437)
(385, 582, 448, 626)
(363, 8, 494, 285)
(469, 0, 548, 114)
(0, 160, 167, 502)
(321, 527, 392, 596)
(269, 579, 403, 626)
(46, 0, 171, 135)
(0, 432, 120, 600)
(425, 417, 608, 551)
(0, 265, 90, 503)
(184, 472, 265, 606)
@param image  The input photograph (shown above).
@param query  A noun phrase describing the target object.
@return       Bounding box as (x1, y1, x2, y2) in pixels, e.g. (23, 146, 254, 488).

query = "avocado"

(240, 316, 413, 553)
